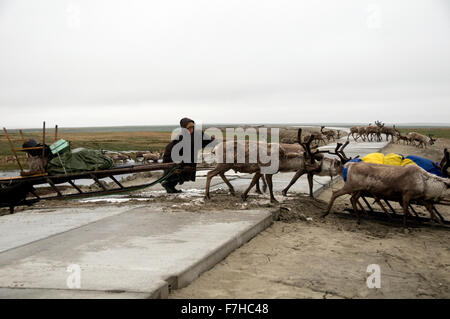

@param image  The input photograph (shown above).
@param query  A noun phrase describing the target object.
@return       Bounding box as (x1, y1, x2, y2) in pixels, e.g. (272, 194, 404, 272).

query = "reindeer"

(396, 132, 410, 145)
(379, 123, 396, 142)
(407, 132, 437, 148)
(304, 131, 327, 146)
(336, 130, 343, 139)
(393, 127, 410, 144)
(209, 144, 268, 195)
(106, 153, 131, 163)
(350, 126, 368, 142)
(320, 126, 336, 142)
(349, 126, 360, 141)
(322, 149, 450, 226)
(280, 136, 345, 198)
(133, 151, 146, 159)
(255, 132, 343, 198)
(205, 141, 297, 202)
(366, 121, 384, 142)
(205, 130, 328, 203)
(353, 125, 372, 142)
(142, 151, 161, 163)
(205, 129, 343, 202)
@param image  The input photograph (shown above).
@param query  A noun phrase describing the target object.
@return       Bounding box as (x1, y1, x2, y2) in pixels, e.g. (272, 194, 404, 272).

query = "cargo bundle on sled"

(0, 122, 178, 213)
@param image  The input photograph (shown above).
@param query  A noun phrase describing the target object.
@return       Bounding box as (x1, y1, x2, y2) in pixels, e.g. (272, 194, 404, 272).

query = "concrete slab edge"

(162, 211, 274, 298)
(0, 286, 163, 299)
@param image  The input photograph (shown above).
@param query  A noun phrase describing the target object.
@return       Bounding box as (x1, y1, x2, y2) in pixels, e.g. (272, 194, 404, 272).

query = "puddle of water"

(0, 171, 20, 178)
(78, 187, 211, 203)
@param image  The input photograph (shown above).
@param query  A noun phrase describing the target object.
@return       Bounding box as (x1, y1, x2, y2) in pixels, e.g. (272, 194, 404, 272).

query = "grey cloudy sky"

(1, 0, 449, 128)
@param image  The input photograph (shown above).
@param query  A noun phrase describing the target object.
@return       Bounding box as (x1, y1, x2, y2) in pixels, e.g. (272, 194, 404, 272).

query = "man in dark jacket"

(161, 117, 216, 193)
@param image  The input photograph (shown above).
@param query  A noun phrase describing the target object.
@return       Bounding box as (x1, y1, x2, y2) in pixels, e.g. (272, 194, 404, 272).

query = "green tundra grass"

(398, 128, 450, 139)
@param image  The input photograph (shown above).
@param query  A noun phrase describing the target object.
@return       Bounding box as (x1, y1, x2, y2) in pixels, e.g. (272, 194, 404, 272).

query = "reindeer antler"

(297, 128, 302, 144)
(316, 142, 349, 163)
(302, 136, 316, 164)
(337, 141, 353, 163)
(318, 142, 341, 156)
(298, 128, 321, 164)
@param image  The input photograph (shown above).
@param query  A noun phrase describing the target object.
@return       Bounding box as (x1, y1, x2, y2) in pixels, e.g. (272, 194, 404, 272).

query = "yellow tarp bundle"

(361, 153, 417, 167)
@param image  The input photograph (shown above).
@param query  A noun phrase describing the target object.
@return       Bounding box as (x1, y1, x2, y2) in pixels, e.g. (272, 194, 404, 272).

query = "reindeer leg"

(357, 199, 367, 216)
(254, 175, 267, 194)
(205, 167, 224, 200)
(401, 196, 412, 227)
(374, 197, 392, 219)
(265, 174, 278, 203)
(282, 169, 305, 196)
(350, 192, 361, 224)
(424, 201, 443, 224)
(307, 173, 314, 198)
(255, 177, 262, 194)
(261, 175, 267, 193)
(322, 188, 350, 218)
(242, 172, 261, 201)
(219, 172, 235, 196)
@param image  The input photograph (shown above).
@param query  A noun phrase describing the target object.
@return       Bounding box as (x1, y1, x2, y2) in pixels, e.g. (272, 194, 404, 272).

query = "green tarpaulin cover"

(46, 147, 114, 175)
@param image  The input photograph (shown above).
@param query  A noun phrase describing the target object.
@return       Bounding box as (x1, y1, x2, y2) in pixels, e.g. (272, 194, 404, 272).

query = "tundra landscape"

(1, 125, 448, 299)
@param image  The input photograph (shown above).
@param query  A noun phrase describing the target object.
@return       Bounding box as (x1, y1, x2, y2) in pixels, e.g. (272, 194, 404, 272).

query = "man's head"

(180, 117, 195, 134)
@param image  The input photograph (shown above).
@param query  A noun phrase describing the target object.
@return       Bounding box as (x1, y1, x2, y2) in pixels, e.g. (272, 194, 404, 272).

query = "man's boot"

(162, 181, 182, 193)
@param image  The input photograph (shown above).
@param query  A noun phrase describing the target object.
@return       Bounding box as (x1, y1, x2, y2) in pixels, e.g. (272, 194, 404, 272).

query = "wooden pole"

(54, 125, 58, 142)
(19, 130, 25, 142)
(3, 127, 24, 173)
(42, 121, 46, 158)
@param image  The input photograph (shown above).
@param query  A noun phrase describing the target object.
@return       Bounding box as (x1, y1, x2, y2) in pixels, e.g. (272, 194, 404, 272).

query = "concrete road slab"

(0, 206, 137, 253)
(0, 206, 272, 298)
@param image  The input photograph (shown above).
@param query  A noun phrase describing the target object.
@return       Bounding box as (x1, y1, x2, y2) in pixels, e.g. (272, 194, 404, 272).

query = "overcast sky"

(0, 0, 449, 128)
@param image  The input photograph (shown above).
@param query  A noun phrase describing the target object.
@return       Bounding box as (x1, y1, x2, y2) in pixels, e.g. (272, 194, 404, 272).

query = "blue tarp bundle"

(405, 155, 443, 177)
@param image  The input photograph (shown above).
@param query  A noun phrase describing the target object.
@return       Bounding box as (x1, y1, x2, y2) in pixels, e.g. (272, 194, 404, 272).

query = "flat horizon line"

(4, 122, 449, 130)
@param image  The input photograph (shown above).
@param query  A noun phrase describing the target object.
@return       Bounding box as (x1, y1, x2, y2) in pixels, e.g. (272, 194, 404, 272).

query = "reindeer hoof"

(321, 213, 329, 218)
(241, 194, 248, 202)
(204, 195, 211, 200)
(270, 198, 279, 204)
(255, 190, 262, 195)
(281, 190, 288, 197)
(230, 190, 236, 196)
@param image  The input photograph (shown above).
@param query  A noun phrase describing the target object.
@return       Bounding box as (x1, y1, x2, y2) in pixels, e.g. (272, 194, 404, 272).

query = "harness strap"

(145, 165, 179, 187)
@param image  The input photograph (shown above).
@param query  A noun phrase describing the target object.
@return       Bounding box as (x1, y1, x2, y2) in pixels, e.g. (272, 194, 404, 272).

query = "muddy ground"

(1, 138, 449, 298)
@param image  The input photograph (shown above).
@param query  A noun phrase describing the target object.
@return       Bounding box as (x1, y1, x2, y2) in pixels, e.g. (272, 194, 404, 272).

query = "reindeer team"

(202, 124, 449, 227)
